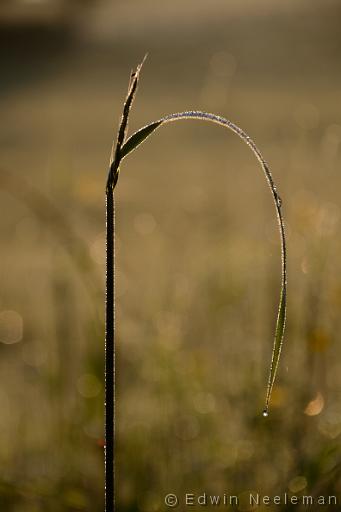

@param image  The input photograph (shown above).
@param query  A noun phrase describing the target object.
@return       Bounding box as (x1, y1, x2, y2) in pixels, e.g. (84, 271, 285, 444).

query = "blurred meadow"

(1, 0, 341, 510)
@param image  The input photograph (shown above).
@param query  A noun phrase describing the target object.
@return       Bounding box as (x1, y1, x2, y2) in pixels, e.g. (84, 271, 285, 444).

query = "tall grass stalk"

(105, 59, 287, 510)
(105, 61, 143, 512)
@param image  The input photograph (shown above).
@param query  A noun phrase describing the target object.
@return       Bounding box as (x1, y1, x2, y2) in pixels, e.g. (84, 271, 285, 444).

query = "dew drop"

(262, 409, 269, 418)
(276, 195, 282, 208)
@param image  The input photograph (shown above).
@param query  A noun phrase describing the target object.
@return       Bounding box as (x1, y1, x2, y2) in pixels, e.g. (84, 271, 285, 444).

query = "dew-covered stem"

(105, 57, 146, 512)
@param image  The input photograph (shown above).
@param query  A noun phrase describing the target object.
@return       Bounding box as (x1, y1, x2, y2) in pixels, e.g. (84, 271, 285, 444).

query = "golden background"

(1, 1, 341, 510)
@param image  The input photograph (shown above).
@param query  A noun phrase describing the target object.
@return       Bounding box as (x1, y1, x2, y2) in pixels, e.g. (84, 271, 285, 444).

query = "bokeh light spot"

(0, 310, 23, 345)
(304, 392, 324, 416)
(193, 391, 216, 414)
(90, 233, 106, 265)
(288, 475, 308, 493)
(77, 373, 101, 398)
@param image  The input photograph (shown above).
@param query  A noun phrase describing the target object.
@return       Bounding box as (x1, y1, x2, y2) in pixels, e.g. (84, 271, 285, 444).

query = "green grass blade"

(117, 111, 287, 414)
(120, 121, 162, 160)
(264, 285, 287, 416)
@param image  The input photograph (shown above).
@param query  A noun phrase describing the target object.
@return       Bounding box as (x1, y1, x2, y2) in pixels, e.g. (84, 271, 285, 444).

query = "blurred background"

(1, 0, 341, 510)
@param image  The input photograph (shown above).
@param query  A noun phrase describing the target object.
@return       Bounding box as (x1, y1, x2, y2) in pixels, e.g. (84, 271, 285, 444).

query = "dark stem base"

(105, 189, 115, 511)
